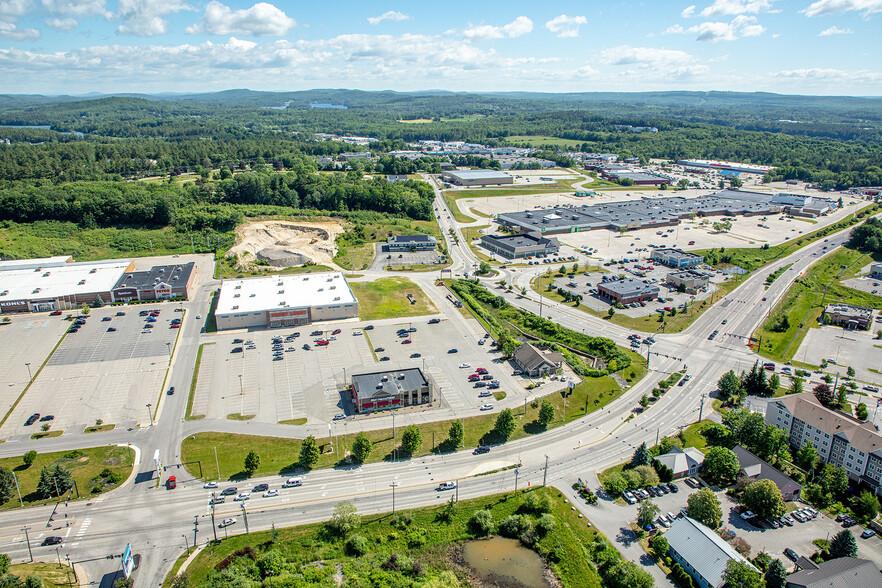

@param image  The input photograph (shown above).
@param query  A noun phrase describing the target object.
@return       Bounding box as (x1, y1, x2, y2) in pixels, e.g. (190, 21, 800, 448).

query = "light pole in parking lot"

(24, 362, 32, 381)
(145, 403, 153, 426)
(166, 342, 171, 357)
(239, 374, 243, 396)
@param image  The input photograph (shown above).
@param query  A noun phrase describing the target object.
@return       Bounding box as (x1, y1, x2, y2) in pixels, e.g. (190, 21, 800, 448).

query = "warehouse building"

(215, 272, 358, 331)
(386, 235, 437, 252)
(666, 270, 710, 294)
(651, 248, 704, 269)
(0, 257, 134, 314)
(676, 159, 774, 175)
(823, 303, 872, 330)
(599, 167, 672, 186)
(111, 262, 195, 302)
(480, 232, 559, 259)
(870, 263, 882, 279)
(597, 278, 660, 305)
(441, 169, 513, 186)
(350, 367, 436, 412)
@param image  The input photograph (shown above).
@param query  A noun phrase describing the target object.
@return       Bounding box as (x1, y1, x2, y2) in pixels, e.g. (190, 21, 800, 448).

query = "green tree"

(703, 446, 740, 486)
(769, 374, 780, 393)
(478, 261, 490, 275)
(401, 425, 422, 454)
(0, 553, 9, 575)
(829, 529, 857, 558)
(351, 433, 372, 463)
(468, 509, 494, 536)
(851, 490, 880, 523)
(836, 385, 848, 408)
(603, 473, 627, 496)
(243, 450, 260, 475)
(637, 500, 660, 528)
(327, 501, 361, 536)
(723, 560, 763, 588)
(298, 435, 320, 470)
(631, 442, 651, 467)
(789, 376, 804, 396)
(495, 408, 516, 439)
(448, 420, 464, 448)
(36, 464, 73, 498)
(847, 366, 856, 377)
(821, 463, 848, 496)
(607, 306, 615, 318)
(718, 370, 742, 400)
(0, 467, 15, 505)
(649, 534, 669, 559)
(22, 450, 37, 468)
(559, 265, 566, 275)
(764, 558, 788, 588)
(796, 441, 818, 472)
(743, 479, 785, 520)
(607, 561, 654, 588)
(687, 487, 723, 529)
(855, 403, 868, 420)
(538, 401, 555, 426)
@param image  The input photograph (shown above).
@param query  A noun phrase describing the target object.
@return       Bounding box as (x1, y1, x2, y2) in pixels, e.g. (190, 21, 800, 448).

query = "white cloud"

(0, 0, 32, 21)
(117, 0, 191, 36)
(601, 45, 694, 67)
(819, 25, 853, 34)
(544, 14, 587, 38)
(0, 21, 39, 40)
(700, 0, 774, 17)
(463, 16, 532, 40)
(186, 2, 295, 37)
(367, 10, 410, 25)
(665, 15, 765, 41)
(41, 0, 108, 17)
(46, 16, 76, 29)
(681, 5, 696, 17)
(777, 67, 882, 85)
(801, 0, 882, 17)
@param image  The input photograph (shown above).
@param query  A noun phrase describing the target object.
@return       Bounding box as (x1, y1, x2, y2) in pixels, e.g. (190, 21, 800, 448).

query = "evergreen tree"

(0, 467, 15, 505)
(298, 435, 320, 469)
(764, 559, 787, 588)
(829, 529, 857, 558)
(631, 442, 651, 467)
(244, 450, 260, 475)
(448, 420, 464, 448)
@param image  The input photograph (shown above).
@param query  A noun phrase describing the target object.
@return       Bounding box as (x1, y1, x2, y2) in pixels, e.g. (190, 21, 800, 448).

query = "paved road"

(0, 182, 870, 587)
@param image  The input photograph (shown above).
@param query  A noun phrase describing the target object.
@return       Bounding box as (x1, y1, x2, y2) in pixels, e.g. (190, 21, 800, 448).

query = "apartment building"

(765, 392, 882, 495)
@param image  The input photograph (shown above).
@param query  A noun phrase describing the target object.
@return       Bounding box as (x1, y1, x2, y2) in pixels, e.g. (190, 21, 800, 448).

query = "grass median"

(0, 445, 135, 511)
(181, 370, 629, 481)
(9, 563, 76, 587)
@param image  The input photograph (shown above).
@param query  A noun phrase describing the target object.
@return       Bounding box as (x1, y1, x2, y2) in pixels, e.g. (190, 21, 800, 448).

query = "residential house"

(512, 343, 564, 377)
(655, 447, 705, 479)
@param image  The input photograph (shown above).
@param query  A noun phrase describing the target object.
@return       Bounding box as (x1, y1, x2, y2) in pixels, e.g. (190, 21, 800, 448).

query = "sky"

(0, 0, 880, 96)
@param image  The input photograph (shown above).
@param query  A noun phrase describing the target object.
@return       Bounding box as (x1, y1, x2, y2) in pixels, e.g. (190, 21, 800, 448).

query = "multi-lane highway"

(0, 176, 866, 586)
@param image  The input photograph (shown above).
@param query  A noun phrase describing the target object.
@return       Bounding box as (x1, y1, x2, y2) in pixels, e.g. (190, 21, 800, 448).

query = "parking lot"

(371, 249, 444, 270)
(607, 480, 882, 569)
(0, 314, 70, 430)
(0, 306, 181, 438)
(793, 323, 882, 385)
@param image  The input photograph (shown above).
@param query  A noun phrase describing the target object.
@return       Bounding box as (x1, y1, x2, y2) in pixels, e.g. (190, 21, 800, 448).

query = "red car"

(170, 324, 180, 329)
(49, 310, 62, 316)
(316, 340, 329, 346)
(332, 329, 341, 335)
(468, 375, 479, 381)
(476, 368, 488, 374)
(402, 339, 412, 344)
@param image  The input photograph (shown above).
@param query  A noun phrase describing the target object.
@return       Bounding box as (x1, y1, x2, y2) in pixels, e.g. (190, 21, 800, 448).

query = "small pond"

(461, 536, 549, 588)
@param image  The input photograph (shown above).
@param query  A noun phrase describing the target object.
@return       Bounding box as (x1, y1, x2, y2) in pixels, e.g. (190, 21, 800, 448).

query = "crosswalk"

(430, 366, 462, 408)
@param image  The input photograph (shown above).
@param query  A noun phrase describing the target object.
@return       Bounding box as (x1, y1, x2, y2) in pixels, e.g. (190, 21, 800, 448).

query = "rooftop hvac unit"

(334, 297, 340, 301)
(326, 278, 333, 282)
(0, 290, 7, 296)
(302, 277, 309, 281)
(398, 373, 405, 380)
(42, 272, 50, 277)
(232, 305, 239, 310)
(277, 281, 283, 286)
(329, 285, 336, 290)
(34, 267, 41, 272)
(159, 268, 164, 273)
(318, 288, 324, 292)
(233, 293, 240, 298)
(250, 293, 256, 297)
(235, 285, 242, 289)
(278, 290, 284, 294)
(32, 288, 41, 294)
(279, 301, 285, 306)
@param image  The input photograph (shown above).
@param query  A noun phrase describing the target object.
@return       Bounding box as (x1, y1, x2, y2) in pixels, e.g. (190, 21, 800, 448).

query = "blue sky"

(0, 0, 879, 95)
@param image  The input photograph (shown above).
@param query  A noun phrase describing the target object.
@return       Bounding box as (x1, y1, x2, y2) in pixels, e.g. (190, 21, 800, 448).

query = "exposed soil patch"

(228, 221, 344, 271)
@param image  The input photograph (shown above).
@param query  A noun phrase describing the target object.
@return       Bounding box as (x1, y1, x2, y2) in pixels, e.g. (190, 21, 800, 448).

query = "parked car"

(861, 529, 876, 539)
(784, 548, 798, 561)
(479, 404, 493, 411)
(25, 414, 40, 426)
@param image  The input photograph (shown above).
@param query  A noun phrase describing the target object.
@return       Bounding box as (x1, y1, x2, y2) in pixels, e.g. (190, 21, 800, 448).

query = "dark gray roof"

(666, 516, 758, 587)
(513, 343, 560, 373)
(481, 232, 558, 250)
(599, 278, 659, 298)
(732, 446, 802, 496)
(113, 262, 194, 290)
(785, 557, 881, 588)
(652, 248, 702, 263)
(351, 368, 427, 399)
(388, 234, 436, 243)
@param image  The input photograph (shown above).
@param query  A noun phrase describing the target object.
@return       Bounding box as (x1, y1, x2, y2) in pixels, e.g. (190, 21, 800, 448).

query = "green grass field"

(349, 277, 438, 320)
(755, 247, 882, 362)
(173, 487, 604, 588)
(0, 446, 134, 510)
(186, 342, 213, 420)
(505, 135, 586, 148)
(181, 366, 631, 481)
(9, 563, 76, 588)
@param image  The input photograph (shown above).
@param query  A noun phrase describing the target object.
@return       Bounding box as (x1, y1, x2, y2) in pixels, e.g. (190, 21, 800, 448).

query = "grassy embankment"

(349, 277, 438, 321)
(170, 487, 606, 588)
(8, 563, 76, 587)
(0, 446, 135, 511)
(754, 247, 882, 363)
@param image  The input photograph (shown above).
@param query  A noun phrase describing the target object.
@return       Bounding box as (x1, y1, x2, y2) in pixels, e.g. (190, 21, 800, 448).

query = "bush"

(519, 491, 552, 514)
(498, 514, 527, 538)
(406, 528, 428, 548)
(468, 509, 494, 536)
(345, 534, 369, 556)
(536, 513, 556, 536)
(670, 562, 696, 588)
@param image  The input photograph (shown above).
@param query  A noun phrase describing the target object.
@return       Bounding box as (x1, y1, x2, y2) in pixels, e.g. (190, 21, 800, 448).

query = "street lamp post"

(543, 455, 549, 487)
(514, 468, 520, 494)
(145, 403, 153, 426)
(391, 482, 398, 513)
(21, 526, 33, 562)
(25, 362, 32, 381)
(166, 342, 171, 357)
(239, 374, 243, 396)
(210, 498, 218, 542)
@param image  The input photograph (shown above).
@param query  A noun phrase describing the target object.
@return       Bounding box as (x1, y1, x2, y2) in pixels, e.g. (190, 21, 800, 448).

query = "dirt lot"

(228, 220, 344, 271)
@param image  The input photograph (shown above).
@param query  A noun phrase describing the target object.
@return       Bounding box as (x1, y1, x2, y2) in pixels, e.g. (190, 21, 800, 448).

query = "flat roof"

(653, 248, 702, 262)
(216, 272, 357, 315)
(0, 259, 133, 301)
(482, 233, 558, 248)
(114, 262, 195, 291)
(352, 368, 428, 397)
(0, 256, 73, 271)
(389, 234, 436, 243)
(445, 169, 511, 180)
(599, 278, 659, 297)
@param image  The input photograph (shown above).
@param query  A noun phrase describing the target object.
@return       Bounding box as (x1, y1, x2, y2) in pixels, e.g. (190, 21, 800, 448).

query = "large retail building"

(215, 272, 358, 330)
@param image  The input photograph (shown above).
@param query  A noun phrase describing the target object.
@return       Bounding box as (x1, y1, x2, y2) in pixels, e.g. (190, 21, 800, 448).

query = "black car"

(784, 548, 798, 561)
(252, 483, 269, 492)
(364, 325, 374, 330)
(231, 347, 243, 353)
(667, 483, 678, 493)
(380, 356, 390, 361)
(302, 344, 311, 350)
(474, 381, 487, 388)
(40, 415, 54, 422)
(25, 414, 40, 426)
(220, 487, 238, 496)
(42, 536, 62, 546)
(375, 347, 385, 352)
(139, 310, 149, 316)
(448, 348, 458, 353)
(232, 338, 244, 344)
(428, 318, 440, 324)
(167, 387, 175, 395)
(310, 330, 322, 336)
(410, 353, 421, 358)
(474, 445, 490, 455)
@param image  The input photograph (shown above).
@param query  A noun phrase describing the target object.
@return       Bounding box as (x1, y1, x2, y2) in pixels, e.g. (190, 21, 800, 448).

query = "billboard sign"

(122, 543, 134, 578)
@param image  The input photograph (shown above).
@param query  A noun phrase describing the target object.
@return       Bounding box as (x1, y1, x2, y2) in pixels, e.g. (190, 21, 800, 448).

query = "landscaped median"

(165, 487, 651, 588)
(0, 445, 135, 510)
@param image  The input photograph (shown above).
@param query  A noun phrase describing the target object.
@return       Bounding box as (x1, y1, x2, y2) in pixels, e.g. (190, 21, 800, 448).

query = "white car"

(203, 481, 218, 489)
(262, 489, 279, 498)
(196, 314, 202, 320)
(480, 404, 494, 411)
(459, 363, 471, 369)
(218, 518, 236, 528)
(353, 330, 363, 336)
(234, 492, 251, 501)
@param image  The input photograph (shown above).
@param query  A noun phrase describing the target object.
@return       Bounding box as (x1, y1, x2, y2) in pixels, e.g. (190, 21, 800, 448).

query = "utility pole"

(214, 447, 220, 480)
(392, 412, 395, 439)
(21, 526, 33, 562)
(698, 392, 706, 423)
(194, 515, 199, 551)
(183, 534, 190, 555)
(241, 503, 249, 534)
(543, 455, 549, 487)
(145, 403, 153, 426)
(514, 468, 520, 493)
(66, 555, 77, 583)
(12, 471, 23, 506)
(210, 498, 218, 542)
(455, 479, 459, 503)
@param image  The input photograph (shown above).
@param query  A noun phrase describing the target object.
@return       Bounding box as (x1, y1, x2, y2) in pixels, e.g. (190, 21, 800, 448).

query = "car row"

(622, 482, 679, 504)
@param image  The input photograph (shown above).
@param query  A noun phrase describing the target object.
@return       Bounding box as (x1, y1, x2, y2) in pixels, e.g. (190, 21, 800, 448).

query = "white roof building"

(0, 256, 74, 271)
(215, 272, 358, 330)
(666, 516, 758, 588)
